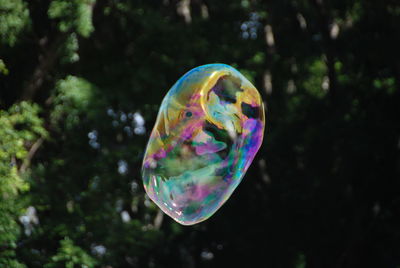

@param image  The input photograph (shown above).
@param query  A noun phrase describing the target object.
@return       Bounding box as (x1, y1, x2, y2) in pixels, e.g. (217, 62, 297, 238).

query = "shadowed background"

(0, 0, 399, 267)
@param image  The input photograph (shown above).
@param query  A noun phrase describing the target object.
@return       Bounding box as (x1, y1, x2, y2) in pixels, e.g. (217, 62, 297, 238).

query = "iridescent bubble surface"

(142, 64, 265, 225)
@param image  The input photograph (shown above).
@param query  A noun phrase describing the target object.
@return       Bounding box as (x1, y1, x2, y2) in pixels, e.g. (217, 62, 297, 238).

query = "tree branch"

(19, 137, 44, 173)
(20, 32, 70, 101)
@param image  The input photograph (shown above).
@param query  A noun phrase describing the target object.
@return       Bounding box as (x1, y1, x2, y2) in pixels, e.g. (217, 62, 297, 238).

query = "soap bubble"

(142, 64, 265, 225)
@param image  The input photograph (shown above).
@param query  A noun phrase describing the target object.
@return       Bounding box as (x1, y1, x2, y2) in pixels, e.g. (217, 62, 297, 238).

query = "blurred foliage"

(44, 237, 97, 268)
(0, 59, 9, 75)
(0, 102, 46, 267)
(0, 0, 30, 46)
(51, 75, 96, 129)
(48, 0, 95, 37)
(0, 0, 399, 267)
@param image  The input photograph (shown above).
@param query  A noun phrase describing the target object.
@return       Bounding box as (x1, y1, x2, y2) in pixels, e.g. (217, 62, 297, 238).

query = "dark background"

(0, 0, 399, 267)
